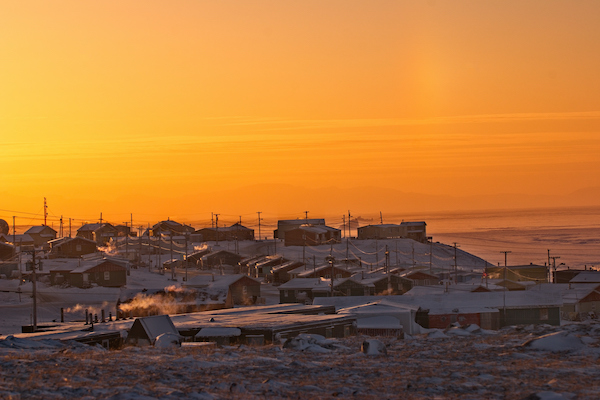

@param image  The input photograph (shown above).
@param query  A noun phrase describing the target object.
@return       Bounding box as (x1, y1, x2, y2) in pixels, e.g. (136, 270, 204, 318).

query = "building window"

(242, 286, 247, 295)
(76, 245, 82, 252)
(104, 271, 110, 280)
(283, 290, 288, 297)
(540, 308, 549, 320)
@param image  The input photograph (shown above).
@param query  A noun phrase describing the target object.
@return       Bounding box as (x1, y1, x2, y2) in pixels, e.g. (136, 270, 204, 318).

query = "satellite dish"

(0, 219, 9, 235)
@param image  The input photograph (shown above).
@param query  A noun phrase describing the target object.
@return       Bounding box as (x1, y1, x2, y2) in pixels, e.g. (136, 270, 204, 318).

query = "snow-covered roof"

(25, 226, 57, 234)
(569, 271, 600, 283)
(278, 277, 331, 290)
(135, 315, 179, 343)
(527, 283, 600, 305)
(183, 274, 257, 290)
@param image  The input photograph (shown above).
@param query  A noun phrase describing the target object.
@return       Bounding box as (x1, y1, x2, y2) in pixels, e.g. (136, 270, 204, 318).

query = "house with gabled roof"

(125, 315, 181, 346)
(24, 225, 57, 247)
(49, 237, 98, 258)
(152, 220, 195, 237)
(195, 223, 254, 242)
(68, 259, 127, 288)
(77, 223, 119, 245)
(284, 225, 341, 246)
(274, 218, 326, 239)
(183, 274, 261, 305)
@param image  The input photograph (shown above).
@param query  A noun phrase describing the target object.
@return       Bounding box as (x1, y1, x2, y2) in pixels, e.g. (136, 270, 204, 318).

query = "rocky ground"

(1, 322, 600, 399)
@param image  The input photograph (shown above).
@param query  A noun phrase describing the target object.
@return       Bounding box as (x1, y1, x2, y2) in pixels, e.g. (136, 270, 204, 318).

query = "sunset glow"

(2, 1, 600, 224)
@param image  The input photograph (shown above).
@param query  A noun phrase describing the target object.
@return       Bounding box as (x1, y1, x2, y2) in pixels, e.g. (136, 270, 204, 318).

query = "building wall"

(230, 277, 261, 305)
(52, 239, 97, 258)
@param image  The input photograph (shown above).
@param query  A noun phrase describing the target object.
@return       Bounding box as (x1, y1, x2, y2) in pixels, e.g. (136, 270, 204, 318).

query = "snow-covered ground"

(1, 322, 599, 399)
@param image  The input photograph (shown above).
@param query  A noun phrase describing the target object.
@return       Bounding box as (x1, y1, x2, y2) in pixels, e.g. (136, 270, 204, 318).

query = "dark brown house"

(151, 220, 195, 237)
(0, 242, 15, 261)
(195, 223, 254, 242)
(77, 223, 119, 245)
(69, 260, 127, 288)
(297, 264, 353, 280)
(204, 250, 244, 268)
(49, 237, 98, 258)
(284, 225, 341, 246)
(183, 274, 261, 305)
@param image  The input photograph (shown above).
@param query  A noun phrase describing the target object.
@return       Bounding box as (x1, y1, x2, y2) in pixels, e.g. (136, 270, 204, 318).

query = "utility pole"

(43, 197, 47, 226)
(211, 212, 214, 229)
(69, 218, 72, 238)
(214, 213, 220, 246)
(184, 234, 188, 282)
(550, 256, 561, 284)
(348, 210, 352, 238)
(304, 211, 309, 221)
(12, 216, 15, 246)
(31, 248, 38, 331)
(99, 212, 103, 224)
(257, 212, 262, 241)
(500, 251, 511, 326)
(59, 216, 63, 238)
(342, 215, 346, 239)
(170, 235, 174, 280)
(453, 243, 460, 283)
(428, 236, 433, 274)
(380, 211, 383, 224)
(302, 234, 306, 265)
(329, 257, 335, 297)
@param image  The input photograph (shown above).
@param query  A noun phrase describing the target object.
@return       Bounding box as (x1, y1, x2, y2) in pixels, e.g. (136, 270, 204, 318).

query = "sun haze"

(2, 1, 600, 224)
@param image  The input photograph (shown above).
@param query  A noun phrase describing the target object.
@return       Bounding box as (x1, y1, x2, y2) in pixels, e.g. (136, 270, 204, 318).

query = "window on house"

(283, 290, 288, 297)
(242, 286, 247, 295)
(104, 271, 110, 280)
(540, 308, 549, 320)
(76, 245, 82, 252)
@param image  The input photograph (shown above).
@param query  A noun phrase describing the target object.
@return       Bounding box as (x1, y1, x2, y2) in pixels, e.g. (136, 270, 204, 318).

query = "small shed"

(125, 315, 181, 346)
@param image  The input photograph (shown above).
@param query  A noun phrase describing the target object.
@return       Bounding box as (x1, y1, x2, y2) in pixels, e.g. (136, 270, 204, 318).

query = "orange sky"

(2, 1, 600, 226)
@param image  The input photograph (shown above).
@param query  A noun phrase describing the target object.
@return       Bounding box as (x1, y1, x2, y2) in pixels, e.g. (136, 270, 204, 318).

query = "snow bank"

(522, 331, 585, 353)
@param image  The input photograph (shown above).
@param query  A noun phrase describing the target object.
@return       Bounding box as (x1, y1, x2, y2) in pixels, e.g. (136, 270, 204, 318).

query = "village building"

(485, 264, 549, 283)
(297, 264, 353, 280)
(269, 260, 306, 284)
(0, 242, 15, 261)
(125, 315, 181, 346)
(24, 225, 57, 247)
(274, 218, 326, 239)
(77, 223, 119, 245)
(357, 221, 428, 242)
(183, 274, 261, 305)
(399, 270, 440, 286)
(568, 271, 600, 284)
(48, 237, 98, 258)
(279, 278, 333, 303)
(69, 259, 128, 288)
(284, 225, 341, 246)
(185, 248, 211, 267)
(0, 233, 35, 249)
(530, 283, 600, 320)
(202, 250, 244, 269)
(115, 225, 133, 237)
(195, 223, 254, 242)
(151, 220, 195, 237)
